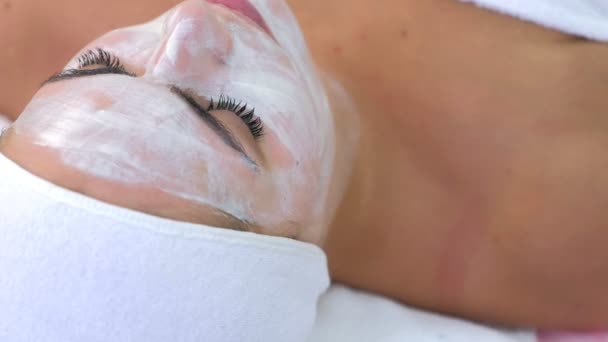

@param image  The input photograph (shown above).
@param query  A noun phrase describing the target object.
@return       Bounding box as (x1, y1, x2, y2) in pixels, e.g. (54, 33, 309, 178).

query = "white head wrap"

(0, 153, 329, 342)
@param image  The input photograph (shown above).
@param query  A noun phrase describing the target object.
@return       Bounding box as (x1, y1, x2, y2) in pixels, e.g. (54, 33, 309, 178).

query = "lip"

(206, 0, 274, 38)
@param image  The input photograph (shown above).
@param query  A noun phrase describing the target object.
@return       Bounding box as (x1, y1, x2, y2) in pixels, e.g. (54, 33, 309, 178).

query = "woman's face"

(8, 0, 342, 242)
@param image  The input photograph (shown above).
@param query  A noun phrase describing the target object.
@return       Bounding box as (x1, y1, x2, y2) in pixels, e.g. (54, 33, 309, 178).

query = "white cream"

(0, 114, 11, 131)
(12, 0, 342, 239)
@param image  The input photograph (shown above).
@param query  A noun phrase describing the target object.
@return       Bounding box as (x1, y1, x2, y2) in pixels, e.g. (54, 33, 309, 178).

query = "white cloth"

(308, 285, 536, 342)
(459, 0, 608, 41)
(0, 153, 330, 342)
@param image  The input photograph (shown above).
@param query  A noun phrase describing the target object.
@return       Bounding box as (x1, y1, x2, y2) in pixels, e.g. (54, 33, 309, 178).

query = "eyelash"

(77, 48, 127, 71)
(207, 95, 265, 139)
(66, 49, 265, 140)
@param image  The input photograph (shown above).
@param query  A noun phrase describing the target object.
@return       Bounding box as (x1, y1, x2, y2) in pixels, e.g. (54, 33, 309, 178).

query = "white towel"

(0, 153, 329, 342)
(459, 0, 608, 41)
(308, 284, 536, 342)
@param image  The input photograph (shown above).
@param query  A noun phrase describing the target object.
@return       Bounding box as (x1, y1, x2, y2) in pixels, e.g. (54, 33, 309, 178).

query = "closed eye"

(41, 48, 260, 167)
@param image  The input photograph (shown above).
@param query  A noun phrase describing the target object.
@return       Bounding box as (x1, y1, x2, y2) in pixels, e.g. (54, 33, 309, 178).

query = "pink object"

(206, 0, 272, 36)
(538, 331, 608, 342)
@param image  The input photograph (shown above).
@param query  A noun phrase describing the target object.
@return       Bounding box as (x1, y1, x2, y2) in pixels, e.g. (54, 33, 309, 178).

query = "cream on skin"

(8, 0, 352, 242)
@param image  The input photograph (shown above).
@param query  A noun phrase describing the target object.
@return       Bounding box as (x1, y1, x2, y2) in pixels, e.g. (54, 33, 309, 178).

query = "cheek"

(253, 100, 337, 224)
(264, 155, 327, 228)
(261, 131, 295, 169)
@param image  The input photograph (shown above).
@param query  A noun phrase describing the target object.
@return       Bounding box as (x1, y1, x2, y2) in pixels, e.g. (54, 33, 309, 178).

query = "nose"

(145, 0, 233, 78)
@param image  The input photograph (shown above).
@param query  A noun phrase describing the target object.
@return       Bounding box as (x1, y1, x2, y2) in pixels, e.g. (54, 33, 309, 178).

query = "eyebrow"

(211, 207, 256, 233)
(43, 69, 257, 167)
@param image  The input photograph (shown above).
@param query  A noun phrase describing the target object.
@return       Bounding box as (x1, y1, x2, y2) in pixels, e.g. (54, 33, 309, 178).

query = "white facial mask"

(11, 0, 340, 240)
(0, 114, 10, 130)
(0, 153, 330, 342)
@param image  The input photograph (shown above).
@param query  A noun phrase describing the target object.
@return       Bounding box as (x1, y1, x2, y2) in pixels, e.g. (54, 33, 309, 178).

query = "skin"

(2, 0, 608, 329)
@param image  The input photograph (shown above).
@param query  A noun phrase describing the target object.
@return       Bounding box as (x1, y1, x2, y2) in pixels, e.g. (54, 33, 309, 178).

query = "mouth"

(206, 0, 274, 38)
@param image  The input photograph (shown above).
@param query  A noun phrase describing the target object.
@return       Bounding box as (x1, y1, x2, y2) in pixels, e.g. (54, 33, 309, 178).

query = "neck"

(322, 84, 411, 283)
(297, 0, 608, 328)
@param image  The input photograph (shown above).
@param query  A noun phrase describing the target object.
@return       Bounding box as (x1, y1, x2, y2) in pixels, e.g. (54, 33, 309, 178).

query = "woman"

(0, 2, 341, 341)
(2, 0, 608, 331)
